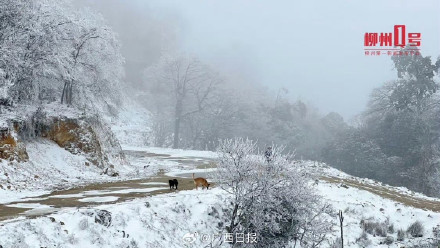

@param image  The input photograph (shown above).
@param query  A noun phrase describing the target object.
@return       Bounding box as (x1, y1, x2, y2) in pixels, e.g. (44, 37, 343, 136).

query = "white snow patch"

(78, 196, 119, 203)
(122, 146, 217, 159)
(5, 203, 52, 209)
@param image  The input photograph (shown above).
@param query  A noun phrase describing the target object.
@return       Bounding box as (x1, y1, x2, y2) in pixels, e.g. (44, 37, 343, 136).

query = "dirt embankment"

(0, 131, 28, 162)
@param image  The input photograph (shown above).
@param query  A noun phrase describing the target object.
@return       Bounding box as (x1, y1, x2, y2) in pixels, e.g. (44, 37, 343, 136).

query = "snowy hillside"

(317, 176, 440, 247)
(107, 97, 153, 148)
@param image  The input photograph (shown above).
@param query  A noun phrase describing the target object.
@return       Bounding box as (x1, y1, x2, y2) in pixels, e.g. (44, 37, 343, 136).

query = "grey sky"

(76, 0, 440, 119)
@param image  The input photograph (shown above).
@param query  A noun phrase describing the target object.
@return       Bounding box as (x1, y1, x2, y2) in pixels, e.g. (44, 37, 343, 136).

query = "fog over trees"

(2, 0, 440, 247)
(136, 37, 440, 199)
(141, 46, 440, 198)
(323, 47, 440, 196)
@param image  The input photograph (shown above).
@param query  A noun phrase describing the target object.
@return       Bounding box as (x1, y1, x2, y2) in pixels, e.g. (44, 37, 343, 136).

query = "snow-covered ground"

(0, 142, 171, 204)
(108, 98, 153, 147)
(1, 146, 440, 247)
(122, 145, 217, 159)
(317, 180, 440, 247)
(0, 188, 229, 248)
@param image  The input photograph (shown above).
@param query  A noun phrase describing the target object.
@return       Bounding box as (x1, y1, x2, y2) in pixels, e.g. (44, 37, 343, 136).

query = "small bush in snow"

(407, 221, 424, 237)
(208, 206, 219, 218)
(388, 223, 395, 234)
(94, 210, 112, 227)
(376, 224, 388, 237)
(67, 234, 79, 245)
(397, 229, 405, 241)
(361, 219, 387, 237)
(129, 239, 139, 248)
(171, 204, 185, 213)
(329, 237, 342, 248)
(344, 207, 357, 215)
(384, 236, 394, 245)
(433, 226, 440, 239)
(431, 226, 440, 247)
(355, 231, 371, 247)
(409, 240, 437, 248)
(78, 218, 89, 230)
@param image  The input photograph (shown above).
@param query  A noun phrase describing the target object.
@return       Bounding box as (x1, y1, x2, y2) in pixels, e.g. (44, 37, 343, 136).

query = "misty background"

(66, 0, 440, 196)
(75, 0, 440, 119)
(2, 1, 440, 246)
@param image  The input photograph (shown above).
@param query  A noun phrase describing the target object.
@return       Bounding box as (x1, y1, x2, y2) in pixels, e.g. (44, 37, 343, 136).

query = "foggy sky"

(75, 0, 440, 120)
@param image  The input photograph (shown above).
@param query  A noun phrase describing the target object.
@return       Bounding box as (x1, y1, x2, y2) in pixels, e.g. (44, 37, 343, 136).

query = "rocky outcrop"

(0, 129, 28, 162)
(0, 105, 125, 175)
(42, 118, 106, 168)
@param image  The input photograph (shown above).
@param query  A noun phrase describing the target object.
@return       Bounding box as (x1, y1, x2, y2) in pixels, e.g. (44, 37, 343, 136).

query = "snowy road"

(0, 149, 216, 222)
(2, 149, 439, 224)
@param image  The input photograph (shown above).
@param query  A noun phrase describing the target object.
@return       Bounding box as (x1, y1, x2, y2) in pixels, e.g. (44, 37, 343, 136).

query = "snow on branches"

(214, 138, 333, 247)
(0, 0, 123, 113)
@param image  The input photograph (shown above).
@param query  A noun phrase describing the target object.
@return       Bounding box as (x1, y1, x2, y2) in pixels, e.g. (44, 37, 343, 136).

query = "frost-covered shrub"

(388, 223, 395, 234)
(89, 228, 105, 245)
(112, 212, 128, 228)
(409, 240, 437, 248)
(407, 221, 424, 237)
(361, 219, 388, 237)
(67, 234, 79, 245)
(171, 203, 186, 214)
(94, 209, 112, 227)
(397, 229, 405, 241)
(208, 206, 220, 218)
(329, 237, 342, 248)
(432, 226, 440, 247)
(384, 236, 394, 245)
(215, 138, 333, 247)
(375, 224, 388, 237)
(117, 239, 139, 248)
(344, 207, 357, 215)
(355, 231, 371, 247)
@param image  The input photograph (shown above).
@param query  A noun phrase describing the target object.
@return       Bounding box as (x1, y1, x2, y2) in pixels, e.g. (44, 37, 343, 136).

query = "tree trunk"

(61, 80, 73, 105)
(173, 99, 183, 149)
(338, 210, 344, 248)
(61, 81, 67, 104)
(228, 203, 239, 234)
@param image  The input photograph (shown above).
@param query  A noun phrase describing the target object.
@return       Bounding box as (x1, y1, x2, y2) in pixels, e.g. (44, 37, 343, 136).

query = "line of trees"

(143, 54, 345, 159)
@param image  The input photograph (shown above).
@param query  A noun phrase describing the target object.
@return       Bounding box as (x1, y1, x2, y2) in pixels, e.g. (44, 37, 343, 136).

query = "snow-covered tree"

(0, 0, 123, 113)
(144, 54, 221, 149)
(215, 138, 333, 247)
